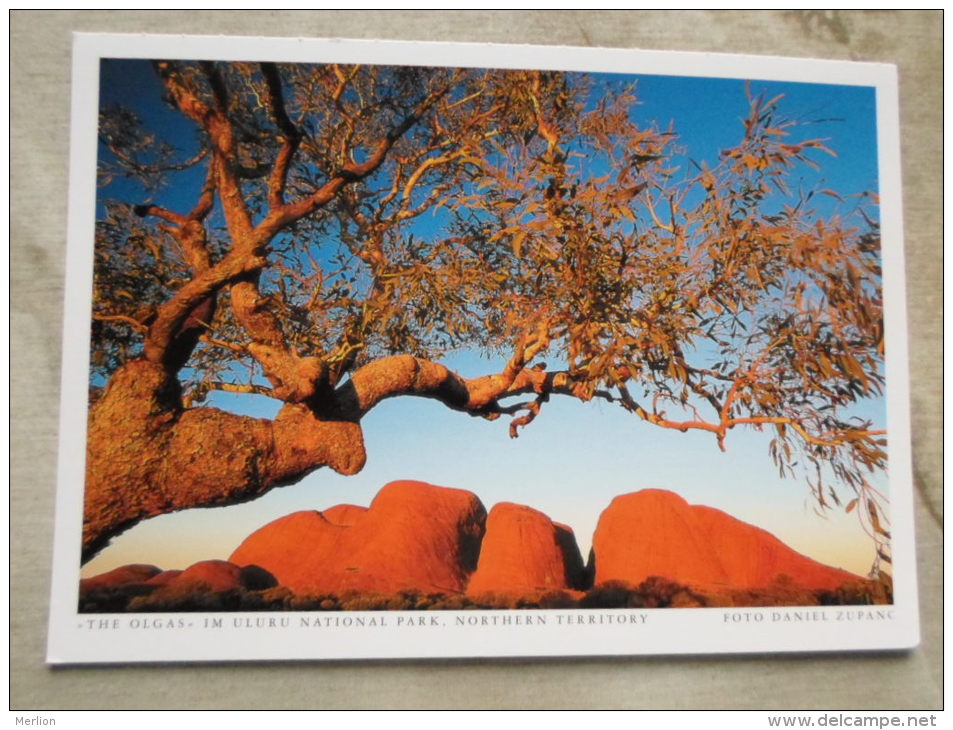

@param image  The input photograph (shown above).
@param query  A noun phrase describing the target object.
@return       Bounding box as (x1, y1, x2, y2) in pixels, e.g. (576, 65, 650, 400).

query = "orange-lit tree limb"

(260, 62, 302, 210)
(260, 79, 455, 233)
(147, 63, 453, 401)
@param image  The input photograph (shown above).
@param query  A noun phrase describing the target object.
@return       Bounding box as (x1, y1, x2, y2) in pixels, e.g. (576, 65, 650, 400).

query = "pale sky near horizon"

(82, 60, 888, 580)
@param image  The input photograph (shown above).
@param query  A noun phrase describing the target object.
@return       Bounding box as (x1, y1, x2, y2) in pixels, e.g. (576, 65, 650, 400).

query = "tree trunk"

(82, 359, 366, 563)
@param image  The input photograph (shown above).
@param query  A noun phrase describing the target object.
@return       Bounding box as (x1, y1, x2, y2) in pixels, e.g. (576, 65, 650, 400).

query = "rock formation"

(229, 480, 486, 596)
(467, 502, 586, 597)
(322, 504, 368, 526)
(144, 569, 183, 587)
(81, 560, 276, 594)
(82, 484, 871, 609)
(171, 559, 244, 592)
(80, 563, 161, 591)
(591, 489, 861, 592)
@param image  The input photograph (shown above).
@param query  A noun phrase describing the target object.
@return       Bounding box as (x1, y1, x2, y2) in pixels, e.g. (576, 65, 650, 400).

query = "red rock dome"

(592, 489, 861, 592)
(172, 560, 244, 592)
(467, 502, 586, 597)
(230, 480, 486, 596)
(322, 504, 368, 526)
(144, 569, 183, 587)
(80, 563, 161, 591)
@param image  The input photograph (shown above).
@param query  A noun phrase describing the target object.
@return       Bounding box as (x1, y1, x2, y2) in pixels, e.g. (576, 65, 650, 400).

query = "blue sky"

(83, 60, 885, 578)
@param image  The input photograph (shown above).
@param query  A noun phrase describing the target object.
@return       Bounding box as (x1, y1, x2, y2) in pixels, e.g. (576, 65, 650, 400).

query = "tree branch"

(337, 353, 571, 422)
(152, 61, 322, 393)
(188, 158, 217, 221)
(206, 381, 275, 397)
(132, 204, 188, 227)
(155, 61, 254, 241)
(143, 251, 266, 365)
(92, 313, 150, 334)
(133, 159, 219, 370)
(261, 62, 301, 211)
(215, 78, 455, 397)
(727, 416, 886, 448)
(617, 384, 723, 437)
(260, 79, 453, 233)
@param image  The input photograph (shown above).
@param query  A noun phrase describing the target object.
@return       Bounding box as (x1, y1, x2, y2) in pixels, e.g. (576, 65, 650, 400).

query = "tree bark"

(82, 359, 365, 562)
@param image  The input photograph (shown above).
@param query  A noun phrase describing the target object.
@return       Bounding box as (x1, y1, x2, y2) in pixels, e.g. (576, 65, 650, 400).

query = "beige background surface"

(11, 10, 941, 710)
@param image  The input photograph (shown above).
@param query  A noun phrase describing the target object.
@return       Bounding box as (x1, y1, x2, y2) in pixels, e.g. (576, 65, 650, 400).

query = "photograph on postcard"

(48, 34, 916, 662)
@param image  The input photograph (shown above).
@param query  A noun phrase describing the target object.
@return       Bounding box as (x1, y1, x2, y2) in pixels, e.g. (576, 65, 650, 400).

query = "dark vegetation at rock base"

(79, 573, 891, 613)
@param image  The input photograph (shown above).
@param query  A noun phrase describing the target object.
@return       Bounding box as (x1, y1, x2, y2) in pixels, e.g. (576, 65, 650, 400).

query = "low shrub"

(579, 580, 640, 608)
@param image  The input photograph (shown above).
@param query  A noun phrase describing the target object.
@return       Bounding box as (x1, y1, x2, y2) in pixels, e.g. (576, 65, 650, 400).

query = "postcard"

(47, 32, 917, 663)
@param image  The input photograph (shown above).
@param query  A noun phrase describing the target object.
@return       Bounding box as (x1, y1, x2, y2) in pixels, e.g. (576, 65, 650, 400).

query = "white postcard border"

(47, 33, 918, 664)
